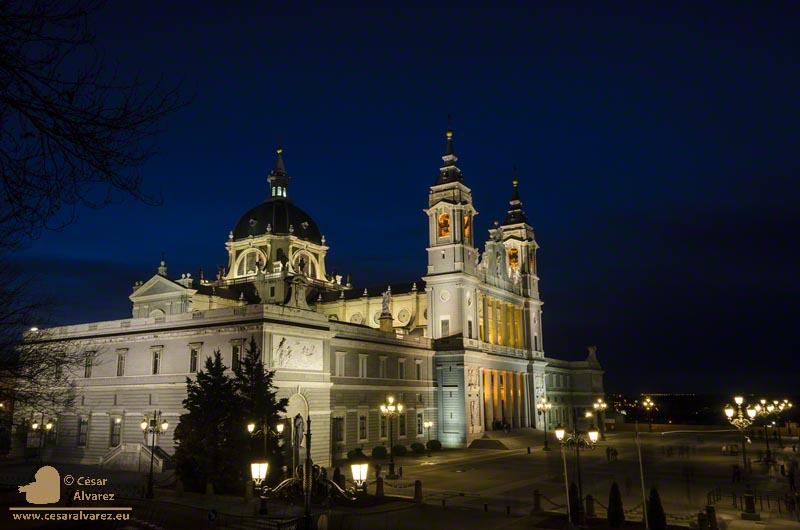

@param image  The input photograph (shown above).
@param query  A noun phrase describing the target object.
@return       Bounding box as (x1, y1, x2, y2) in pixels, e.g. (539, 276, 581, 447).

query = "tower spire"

(435, 116, 463, 185)
(503, 174, 528, 225)
(267, 144, 290, 198)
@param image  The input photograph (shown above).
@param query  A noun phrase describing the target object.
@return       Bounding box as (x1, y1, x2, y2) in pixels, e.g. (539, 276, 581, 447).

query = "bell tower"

(424, 127, 479, 277)
(424, 126, 480, 340)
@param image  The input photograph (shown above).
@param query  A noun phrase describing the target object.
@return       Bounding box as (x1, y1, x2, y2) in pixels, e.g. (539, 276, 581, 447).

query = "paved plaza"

(1, 427, 799, 529)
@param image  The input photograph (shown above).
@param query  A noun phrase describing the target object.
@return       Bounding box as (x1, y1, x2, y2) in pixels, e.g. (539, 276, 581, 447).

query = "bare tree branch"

(0, 0, 191, 248)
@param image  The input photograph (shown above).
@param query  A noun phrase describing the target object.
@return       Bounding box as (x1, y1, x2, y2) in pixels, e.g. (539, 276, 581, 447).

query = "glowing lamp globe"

(724, 406, 734, 418)
(250, 462, 268, 484)
(588, 425, 599, 443)
(555, 424, 566, 441)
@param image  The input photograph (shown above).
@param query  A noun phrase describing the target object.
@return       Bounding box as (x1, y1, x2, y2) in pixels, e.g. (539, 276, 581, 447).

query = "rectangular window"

(441, 319, 450, 336)
(379, 357, 387, 378)
(53, 353, 64, 380)
(399, 413, 406, 437)
(189, 346, 200, 373)
(332, 416, 345, 443)
(116, 352, 126, 377)
(415, 361, 422, 381)
(398, 359, 405, 380)
(77, 416, 89, 447)
(151, 349, 161, 375)
(109, 418, 121, 447)
(84, 352, 94, 378)
(380, 415, 387, 438)
(231, 342, 243, 372)
(358, 414, 367, 441)
(417, 413, 424, 435)
(359, 354, 368, 378)
(335, 352, 345, 377)
(467, 320, 473, 338)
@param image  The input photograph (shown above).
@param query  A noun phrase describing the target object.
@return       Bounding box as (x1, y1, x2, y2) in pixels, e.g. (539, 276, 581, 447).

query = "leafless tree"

(0, 0, 191, 249)
(0, 259, 93, 430)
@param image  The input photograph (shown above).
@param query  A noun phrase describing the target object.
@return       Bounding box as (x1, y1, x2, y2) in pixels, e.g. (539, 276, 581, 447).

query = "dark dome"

(232, 197, 323, 244)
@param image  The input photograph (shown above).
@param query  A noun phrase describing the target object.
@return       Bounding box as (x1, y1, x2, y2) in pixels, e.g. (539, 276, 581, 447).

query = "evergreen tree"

(647, 487, 667, 530)
(233, 337, 288, 480)
(607, 481, 625, 528)
(174, 351, 243, 493)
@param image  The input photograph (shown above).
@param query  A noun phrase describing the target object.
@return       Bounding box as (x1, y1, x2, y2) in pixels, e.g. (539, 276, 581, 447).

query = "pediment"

(130, 274, 192, 301)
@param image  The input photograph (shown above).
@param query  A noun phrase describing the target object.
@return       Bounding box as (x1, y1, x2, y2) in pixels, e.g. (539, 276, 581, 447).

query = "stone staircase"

(99, 443, 174, 472)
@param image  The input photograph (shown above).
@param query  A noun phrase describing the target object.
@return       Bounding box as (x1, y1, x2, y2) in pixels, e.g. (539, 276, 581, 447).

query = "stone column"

(494, 370, 502, 424)
(508, 371, 516, 427)
(478, 367, 486, 432)
(484, 368, 494, 428)
(515, 373, 523, 428)
(521, 373, 531, 428)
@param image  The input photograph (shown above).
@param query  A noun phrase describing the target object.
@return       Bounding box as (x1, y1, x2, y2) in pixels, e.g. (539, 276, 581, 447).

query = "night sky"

(15, 2, 800, 395)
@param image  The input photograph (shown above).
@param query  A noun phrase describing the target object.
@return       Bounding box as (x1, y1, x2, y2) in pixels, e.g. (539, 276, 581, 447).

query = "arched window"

(292, 252, 317, 277)
(438, 213, 451, 238)
(236, 249, 265, 277)
(463, 214, 471, 241)
(508, 248, 519, 269)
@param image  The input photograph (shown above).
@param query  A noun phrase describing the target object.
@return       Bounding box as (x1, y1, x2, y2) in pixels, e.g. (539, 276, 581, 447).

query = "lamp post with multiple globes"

(643, 397, 655, 432)
(536, 398, 552, 451)
(724, 397, 756, 476)
(593, 398, 608, 441)
(555, 417, 599, 525)
(379, 396, 404, 479)
(753, 400, 775, 463)
(30, 414, 54, 465)
(140, 410, 168, 499)
(773, 399, 792, 447)
(423, 420, 433, 457)
(247, 421, 284, 514)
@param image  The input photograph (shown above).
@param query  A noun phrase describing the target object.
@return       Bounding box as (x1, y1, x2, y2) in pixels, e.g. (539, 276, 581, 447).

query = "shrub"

(371, 445, 388, 460)
(426, 439, 442, 451)
(410, 442, 426, 454)
(607, 482, 625, 528)
(347, 447, 366, 460)
(393, 444, 408, 456)
(647, 488, 667, 530)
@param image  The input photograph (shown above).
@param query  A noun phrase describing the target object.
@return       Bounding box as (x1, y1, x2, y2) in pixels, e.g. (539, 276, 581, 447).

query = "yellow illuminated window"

(438, 213, 451, 237)
(508, 248, 519, 269)
(463, 214, 471, 239)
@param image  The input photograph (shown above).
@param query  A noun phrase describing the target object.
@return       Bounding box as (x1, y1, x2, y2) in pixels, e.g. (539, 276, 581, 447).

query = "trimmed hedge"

(347, 448, 367, 460)
(410, 442, 426, 454)
(371, 445, 388, 460)
(426, 439, 442, 451)
(393, 444, 408, 456)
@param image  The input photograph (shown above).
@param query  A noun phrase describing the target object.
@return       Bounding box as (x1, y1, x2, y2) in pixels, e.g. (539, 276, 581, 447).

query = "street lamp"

(423, 420, 433, 457)
(247, 420, 285, 514)
(774, 399, 792, 447)
(30, 414, 53, 465)
(594, 398, 608, 441)
(724, 396, 756, 476)
(555, 419, 599, 525)
(379, 396, 403, 479)
(753, 400, 775, 463)
(536, 398, 552, 451)
(140, 410, 168, 499)
(349, 453, 370, 495)
(643, 397, 655, 432)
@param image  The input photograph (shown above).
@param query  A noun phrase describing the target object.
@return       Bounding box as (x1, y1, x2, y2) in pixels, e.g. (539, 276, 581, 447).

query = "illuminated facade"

(22, 129, 603, 470)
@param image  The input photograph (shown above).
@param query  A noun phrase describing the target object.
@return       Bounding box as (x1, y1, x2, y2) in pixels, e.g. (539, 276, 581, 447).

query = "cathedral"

(23, 128, 604, 470)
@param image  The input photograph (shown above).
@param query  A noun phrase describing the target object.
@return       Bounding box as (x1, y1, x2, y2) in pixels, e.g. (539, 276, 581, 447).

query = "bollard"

(527, 447, 531, 454)
(585, 494, 595, 518)
(414, 480, 423, 503)
(706, 505, 718, 530)
(506, 506, 511, 517)
(375, 476, 384, 498)
(399, 467, 403, 478)
(442, 498, 446, 509)
(697, 511, 708, 530)
(532, 490, 542, 513)
(484, 503, 489, 512)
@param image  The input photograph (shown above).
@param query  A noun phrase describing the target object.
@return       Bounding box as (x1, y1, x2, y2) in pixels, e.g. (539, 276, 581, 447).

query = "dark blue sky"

(17, 2, 800, 395)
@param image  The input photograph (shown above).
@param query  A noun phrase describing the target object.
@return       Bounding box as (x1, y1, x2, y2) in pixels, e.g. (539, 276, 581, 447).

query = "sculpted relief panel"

(271, 335, 323, 371)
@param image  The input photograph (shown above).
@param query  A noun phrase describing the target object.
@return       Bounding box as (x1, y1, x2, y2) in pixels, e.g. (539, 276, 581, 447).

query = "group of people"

(605, 447, 618, 461)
